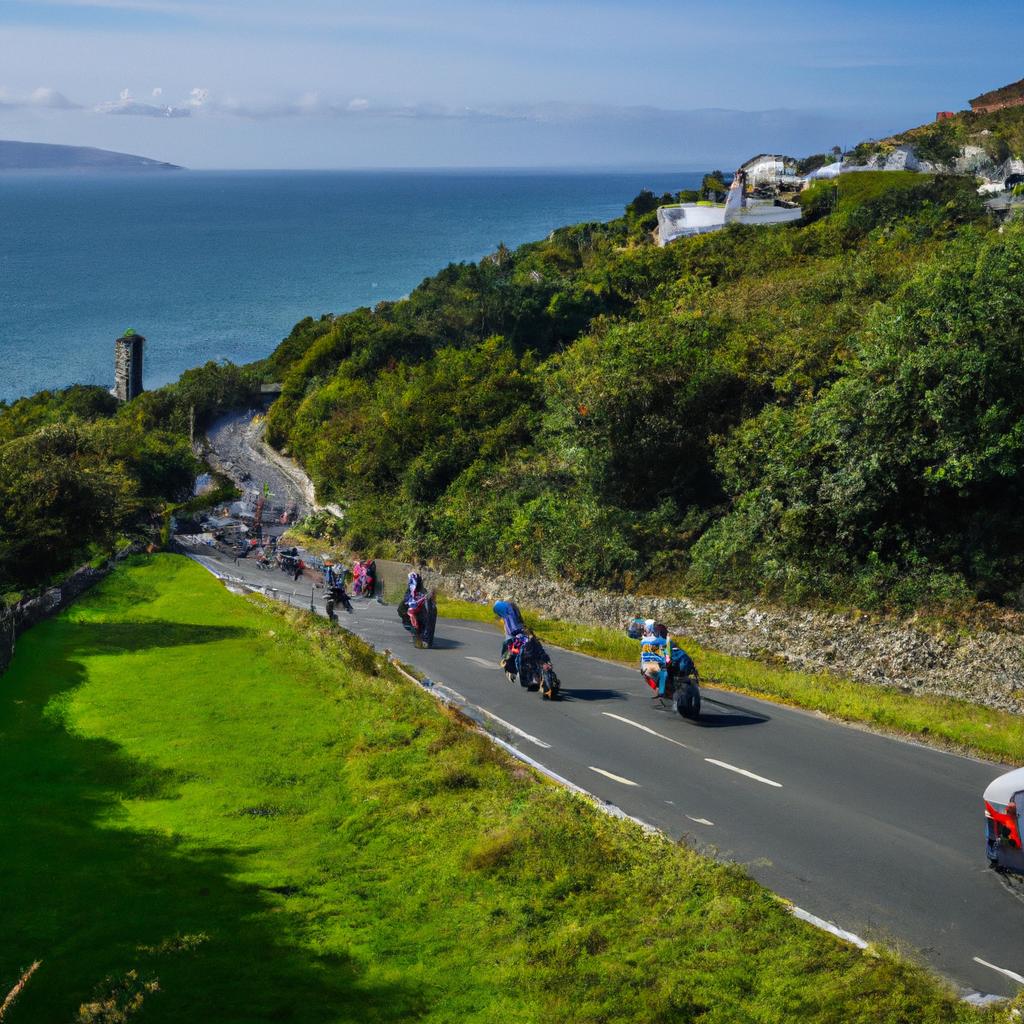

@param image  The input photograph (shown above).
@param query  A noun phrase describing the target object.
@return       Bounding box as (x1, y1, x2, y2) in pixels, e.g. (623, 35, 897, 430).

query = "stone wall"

(0, 551, 138, 677)
(419, 564, 1024, 714)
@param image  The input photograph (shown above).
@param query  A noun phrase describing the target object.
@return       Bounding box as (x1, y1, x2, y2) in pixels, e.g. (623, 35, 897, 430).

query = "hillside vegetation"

(0, 554, 1003, 1023)
(260, 171, 1024, 614)
(853, 103, 1024, 168)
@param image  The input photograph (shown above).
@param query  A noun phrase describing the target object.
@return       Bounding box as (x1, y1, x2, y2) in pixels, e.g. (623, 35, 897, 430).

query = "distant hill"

(0, 139, 183, 172)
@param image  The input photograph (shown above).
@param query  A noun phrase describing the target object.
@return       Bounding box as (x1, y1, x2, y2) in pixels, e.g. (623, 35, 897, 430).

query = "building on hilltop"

(113, 329, 145, 402)
(656, 168, 802, 246)
(738, 154, 799, 188)
(936, 111, 956, 121)
(970, 78, 1024, 114)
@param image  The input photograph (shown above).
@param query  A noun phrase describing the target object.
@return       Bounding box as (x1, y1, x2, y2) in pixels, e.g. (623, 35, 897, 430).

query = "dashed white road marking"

(602, 712, 693, 749)
(465, 655, 499, 669)
(589, 766, 639, 786)
(476, 709, 551, 749)
(705, 758, 782, 788)
(686, 815, 715, 826)
(973, 957, 1024, 985)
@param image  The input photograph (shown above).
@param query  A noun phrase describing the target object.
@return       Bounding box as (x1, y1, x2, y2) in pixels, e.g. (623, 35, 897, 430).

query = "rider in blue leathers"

(493, 600, 526, 663)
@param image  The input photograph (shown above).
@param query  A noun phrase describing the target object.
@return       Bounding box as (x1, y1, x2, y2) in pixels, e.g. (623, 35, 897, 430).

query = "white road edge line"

(408, 672, 552, 751)
(686, 815, 714, 826)
(476, 708, 552, 749)
(791, 907, 869, 949)
(589, 766, 639, 786)
(705, 758, 783, 788)
(973, 957, 1024, 986)
(602, 712, 693, 749)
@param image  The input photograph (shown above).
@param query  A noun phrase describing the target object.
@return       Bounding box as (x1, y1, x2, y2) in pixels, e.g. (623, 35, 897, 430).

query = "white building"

(655, 203, 728, 244)
(657, 170, 802, 246)
(739, 154, 800, 187)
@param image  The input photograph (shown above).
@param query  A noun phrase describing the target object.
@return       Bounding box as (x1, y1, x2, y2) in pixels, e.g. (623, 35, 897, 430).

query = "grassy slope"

(0, 555, 1001, 1023)
(435, 596, 1024, 765)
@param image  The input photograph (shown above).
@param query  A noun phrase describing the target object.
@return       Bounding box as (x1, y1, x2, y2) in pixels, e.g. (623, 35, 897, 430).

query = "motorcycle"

(324, 583, 353, 622)
(399, 589, 437, 648)
(633, 623, 701, 720)
(640, 659, 701, 719)
(502, 632, 560, 699)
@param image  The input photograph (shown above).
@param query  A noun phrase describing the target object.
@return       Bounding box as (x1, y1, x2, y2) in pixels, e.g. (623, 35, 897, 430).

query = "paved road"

(180, 541, 1024, 1000)
(206, 409, 311, 517)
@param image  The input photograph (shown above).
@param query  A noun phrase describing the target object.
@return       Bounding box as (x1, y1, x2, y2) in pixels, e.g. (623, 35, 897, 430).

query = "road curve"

(180, 541, 1024, 1000)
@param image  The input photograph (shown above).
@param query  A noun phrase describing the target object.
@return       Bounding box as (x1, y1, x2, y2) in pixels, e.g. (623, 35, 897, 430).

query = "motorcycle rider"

(637, 619, 669, 697)
(634, 620, 696, 698)
(493, 599, 526, 663)
(398, 571, 427, 627)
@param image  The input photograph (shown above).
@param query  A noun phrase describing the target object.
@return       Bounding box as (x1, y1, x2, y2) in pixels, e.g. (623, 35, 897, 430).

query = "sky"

(0, 0, 1020, 169)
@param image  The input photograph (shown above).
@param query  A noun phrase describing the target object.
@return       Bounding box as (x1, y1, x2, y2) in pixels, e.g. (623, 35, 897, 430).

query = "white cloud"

(95, 86, 192, 116)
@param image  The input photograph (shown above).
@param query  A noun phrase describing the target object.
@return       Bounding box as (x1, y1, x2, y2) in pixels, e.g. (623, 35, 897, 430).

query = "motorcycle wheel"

(674, 681, 701, 720)
(424, 602, 437, 648)
(540, 669, 559, 700)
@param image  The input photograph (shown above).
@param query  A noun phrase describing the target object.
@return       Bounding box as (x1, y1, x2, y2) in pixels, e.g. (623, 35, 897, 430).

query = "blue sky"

(0, 0, 1018, 168)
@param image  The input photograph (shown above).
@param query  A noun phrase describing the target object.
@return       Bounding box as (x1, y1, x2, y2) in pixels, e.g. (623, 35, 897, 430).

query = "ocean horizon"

(0, 168, 700, 403)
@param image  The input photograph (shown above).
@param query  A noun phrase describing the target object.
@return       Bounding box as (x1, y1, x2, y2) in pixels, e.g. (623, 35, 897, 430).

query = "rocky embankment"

(422, 565, 1024, 714)
(205, 409, 345, 520)
(854, 142, 1024, 183)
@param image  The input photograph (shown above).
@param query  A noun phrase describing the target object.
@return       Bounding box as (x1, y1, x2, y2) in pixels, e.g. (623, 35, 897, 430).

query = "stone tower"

(114, 330, 145, 402)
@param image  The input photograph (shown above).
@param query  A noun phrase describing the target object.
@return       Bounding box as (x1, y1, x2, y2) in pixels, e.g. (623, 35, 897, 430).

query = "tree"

(701, 171, 728, 201)
(0, 424, 136, 588)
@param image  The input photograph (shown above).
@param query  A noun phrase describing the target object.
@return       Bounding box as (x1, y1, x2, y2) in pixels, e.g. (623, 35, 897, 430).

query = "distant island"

(0, 139, 183, 172)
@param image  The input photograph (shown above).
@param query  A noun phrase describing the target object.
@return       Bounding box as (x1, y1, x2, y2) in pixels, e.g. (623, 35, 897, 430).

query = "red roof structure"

(970, 78, 1024, 114)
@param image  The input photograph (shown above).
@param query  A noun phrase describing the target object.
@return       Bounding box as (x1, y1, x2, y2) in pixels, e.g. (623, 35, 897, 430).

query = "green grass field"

(435, 596, 1024, 766)
(0, 555, 1007, 1022)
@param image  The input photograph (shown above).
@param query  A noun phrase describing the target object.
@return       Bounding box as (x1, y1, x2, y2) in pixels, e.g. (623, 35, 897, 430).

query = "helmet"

(644, 618, 655, 632)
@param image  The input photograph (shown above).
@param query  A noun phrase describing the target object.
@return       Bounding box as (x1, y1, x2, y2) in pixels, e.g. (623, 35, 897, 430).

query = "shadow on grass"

(61, 620, 253, 655)
(0, 619, 420, 1024)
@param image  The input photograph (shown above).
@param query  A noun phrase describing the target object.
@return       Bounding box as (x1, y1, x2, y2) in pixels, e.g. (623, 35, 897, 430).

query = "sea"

(0, 169, 700, 403)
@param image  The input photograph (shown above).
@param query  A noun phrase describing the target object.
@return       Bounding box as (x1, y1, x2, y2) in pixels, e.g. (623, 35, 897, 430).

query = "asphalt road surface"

(180, 541, 1024, 1000)
(206, 409, 310, 517)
